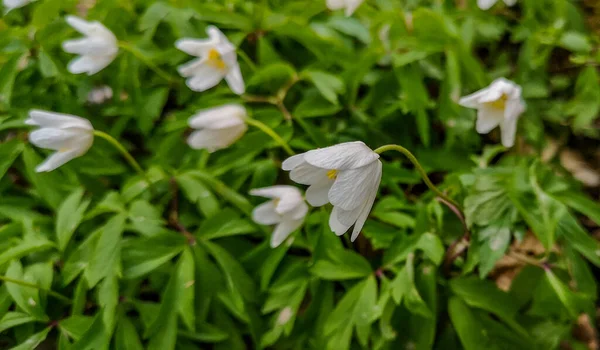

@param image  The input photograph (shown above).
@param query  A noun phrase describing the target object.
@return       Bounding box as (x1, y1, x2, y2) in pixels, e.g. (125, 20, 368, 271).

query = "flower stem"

(246, 117, 294, 156)
(374, 144, 462, 211)
(0, 275, 71, 304)
(93, 130, 152, 188)
(118, 41, 177, 84)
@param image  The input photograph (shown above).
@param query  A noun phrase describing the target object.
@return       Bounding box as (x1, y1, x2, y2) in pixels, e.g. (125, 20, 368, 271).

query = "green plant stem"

(0, 275, 71, 304)
(374, 144, 462, 211)
(118, 41, 177, 83)
(246, 118, 294, 156)
(93, 130, 152, 188)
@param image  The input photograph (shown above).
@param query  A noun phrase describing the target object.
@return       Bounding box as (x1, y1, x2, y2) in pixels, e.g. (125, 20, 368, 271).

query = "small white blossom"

(26, 110, 94, 172)
(62, 15, 118, 75)
(3, 0, 33, 13)
(250, 186, 308, 248)
(326, 0, 364, 16)
(478, 0, 517, 10)
(282, 141, 382, 241)
(459, 78, 525, 148)
(87, 85, 113, 104)
(276, 307, 293, 326)
(175, 26, 245, 95)
(187, 104, 247, 152)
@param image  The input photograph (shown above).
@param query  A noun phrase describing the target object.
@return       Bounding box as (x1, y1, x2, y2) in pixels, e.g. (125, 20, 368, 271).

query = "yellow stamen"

(327, 169, 338, 180)
(206, 48, 226, 70)
(487, 94, 507, 110)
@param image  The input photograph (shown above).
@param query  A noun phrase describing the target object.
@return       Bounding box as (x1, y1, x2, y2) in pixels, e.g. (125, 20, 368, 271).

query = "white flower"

(477, 0, 517, 10)
(282, 141, 382, 241)
(62, 15, 118, 75)
(250, 186, 308, 248)
(326, 0, 364, 16)
(87, 85, 113, 104)
(3, 0, 33, 13)
(26, 110, 94, 172)
(458, 78, 525, 148)
(187, 104, 247, 152)
(175, 26, 245, 95)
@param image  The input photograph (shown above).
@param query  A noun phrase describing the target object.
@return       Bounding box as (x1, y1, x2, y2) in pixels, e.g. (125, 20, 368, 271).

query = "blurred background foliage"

(0, 0, 599, 349)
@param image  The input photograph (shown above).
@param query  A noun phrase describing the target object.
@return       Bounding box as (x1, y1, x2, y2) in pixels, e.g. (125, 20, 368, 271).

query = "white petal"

(175, 38, 214, 57)
(289, 162, 330, 185)
(67, 55, 115, 75)
(500, 114, 519, 148)
(4, 0, 30, 11)
(286, 201, 309, 221)
(503, 0, 517, 6)
(458, 88, 492, 108)
(65, 16, 96, 35)
(252, 200, 280, 225)
(504, 99, 525, 121)
(477, 0, 498, 10)
(305, 180, 333, 207)
(177, 58, 205, 78)
(188, 104, 246, 130)
(29, 128, 81, 150)
(225, 64, 245, 95)
(206, 25, 229, 45)
(329, 161, 381, 211)
(26, 110, 93, 130)
(326, 0, 345, 10)
(271, 218, 303, 248)
(475, 106, 504, 134)
(186, 124, 247, 152)
(303, 141, 379, 170)
(329, 207, 352, 236)
(350, 161, 382, 241)
(344, 0, 363, 16)
(282, 153, 307, 171)
(250, 185, 304, 214)
(62, 37, 116, 56)
(183, 66, 225, 92)
(36, 149, 81, 172)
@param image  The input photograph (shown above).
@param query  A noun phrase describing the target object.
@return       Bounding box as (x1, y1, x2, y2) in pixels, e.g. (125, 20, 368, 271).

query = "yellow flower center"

(327, 169, 338, 180)
(206, 48, 226, 71)
(487, 94, 508, 110)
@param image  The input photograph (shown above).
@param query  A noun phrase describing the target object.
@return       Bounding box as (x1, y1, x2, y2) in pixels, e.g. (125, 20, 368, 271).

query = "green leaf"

(304, 70, 346, 105)
(311, 249, 372, 280)
(72, 312, 110, 350)
(59, 315, 95, 341)
(566, 66, 600, 130)
(293, 89, 343, 118)
(0, 139, 24, 181)
(9, 327, 51, 350)
(85, 214, 126, 288)
(394, 65, 431, 146)
(544, 269, 592, 318)
(176, 173, 221, 217)
(127, 200, 166, 237)
(0, 239, 54, 267)
(121, 233, 186, 279)
(0, 312, 38, 334)
(116, 316, 144, 350)
(22, 146, 69, 209)
(5, 261, 47, 321)
(558, 31, 592, 53)
(177, 248, 196, 332)
(0, 53, 22, 109)
(477, 221, 511, 277)
(38, 50, 60, 78)
(56, 188, 90, 251)
(198, 208, 256, 240)
(553, 191, 600, 226)
(448, 297, 489, 350)
(556, 213, 600, 267)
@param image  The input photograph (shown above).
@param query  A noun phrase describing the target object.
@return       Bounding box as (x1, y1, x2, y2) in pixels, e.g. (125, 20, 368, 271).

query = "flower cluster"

(23, 0, 526, 248)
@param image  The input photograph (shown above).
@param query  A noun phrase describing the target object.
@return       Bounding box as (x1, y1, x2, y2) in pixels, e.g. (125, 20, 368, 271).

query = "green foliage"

(1, 0, 599, 349)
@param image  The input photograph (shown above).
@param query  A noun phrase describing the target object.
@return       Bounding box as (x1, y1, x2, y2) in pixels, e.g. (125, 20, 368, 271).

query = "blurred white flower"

(276, 307, 293, 326)
(478, 0, 517, 10)
(459, 78, 525, 148)
(62, 15, 118, 75)
(282, 141, 382, 241)
(326, 0, 364, 16)
(3, 0, 33, 13)
(187, 104, 247, 152)
(250, 186, 308, 248)
(175, 26, 245, 95)
(26, 110, 94, 172)
(87, 85, 113, 104)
